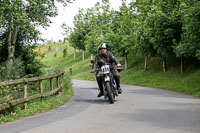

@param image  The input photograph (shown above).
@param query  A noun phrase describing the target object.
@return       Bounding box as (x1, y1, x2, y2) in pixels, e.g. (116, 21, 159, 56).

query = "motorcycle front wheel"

(105, 82, 114, 104)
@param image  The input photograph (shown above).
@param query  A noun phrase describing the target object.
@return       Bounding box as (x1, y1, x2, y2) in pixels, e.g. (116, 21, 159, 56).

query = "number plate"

(101, 65, 110, 74)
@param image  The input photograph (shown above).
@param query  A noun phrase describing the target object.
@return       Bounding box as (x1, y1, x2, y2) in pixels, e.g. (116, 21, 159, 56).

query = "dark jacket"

(93, 51, 120, 70)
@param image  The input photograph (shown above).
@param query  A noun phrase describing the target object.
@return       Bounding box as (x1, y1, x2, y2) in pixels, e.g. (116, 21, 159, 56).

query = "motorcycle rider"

(92, 43, 122, 97)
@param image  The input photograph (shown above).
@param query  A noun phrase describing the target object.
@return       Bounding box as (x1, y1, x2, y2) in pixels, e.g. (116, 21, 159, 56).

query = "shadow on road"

(119, 108, 200, 132)
(126, 89, 195, 99)
(74, 98, 112, 104)
(86, 87, 99, 90)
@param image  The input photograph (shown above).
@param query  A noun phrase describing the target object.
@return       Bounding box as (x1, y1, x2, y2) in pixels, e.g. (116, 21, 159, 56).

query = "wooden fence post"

(56, 76, 60, 94)
(39, 80, 43, 101)
(56, 76, 60, 88)
(0, 71, 65, 112)
(24, 81, 27, 110)
(62, 73, 64, 84)
(50, 78, 53, 90)
(61, 74, 64, 91)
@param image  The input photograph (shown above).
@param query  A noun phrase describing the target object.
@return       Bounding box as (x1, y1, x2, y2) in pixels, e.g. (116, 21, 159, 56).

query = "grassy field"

(40, 42, 200, 98)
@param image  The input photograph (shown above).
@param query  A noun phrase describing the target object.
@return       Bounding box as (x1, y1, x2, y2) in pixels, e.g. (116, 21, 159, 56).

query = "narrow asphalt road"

(0, 79, 200, 133)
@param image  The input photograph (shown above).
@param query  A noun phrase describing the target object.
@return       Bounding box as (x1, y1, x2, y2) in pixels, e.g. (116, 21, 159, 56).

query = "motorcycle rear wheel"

(105, 82, 114, 104)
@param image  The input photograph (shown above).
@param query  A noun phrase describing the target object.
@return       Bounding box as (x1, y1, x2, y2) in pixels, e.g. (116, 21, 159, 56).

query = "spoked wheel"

(105, 82, 114, 104)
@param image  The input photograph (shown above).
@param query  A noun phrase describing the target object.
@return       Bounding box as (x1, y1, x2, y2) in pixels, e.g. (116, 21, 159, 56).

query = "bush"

(0, 57, 25, 80)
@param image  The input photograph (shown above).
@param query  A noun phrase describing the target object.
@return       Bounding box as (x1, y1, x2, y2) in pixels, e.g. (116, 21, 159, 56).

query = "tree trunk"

(7, 25, 18, 64)
(74, 48, 76, 59)
(7, 26, 12, 62)
(144, 56, 148, 71)
(125, 56, 128, 70)
(68, 45, 70, 51)
(82, 50, 85, 60)
(91, 54, 93, 60)
(163, 58, 167, 72)
(181, 56, 184, 74)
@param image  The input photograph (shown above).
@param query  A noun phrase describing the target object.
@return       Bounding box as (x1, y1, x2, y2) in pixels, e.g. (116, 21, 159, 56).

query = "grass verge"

(0, 74, 73, 124)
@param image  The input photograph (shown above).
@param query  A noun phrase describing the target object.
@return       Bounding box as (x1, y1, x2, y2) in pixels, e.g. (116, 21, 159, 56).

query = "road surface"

(0, 79, 200, 133)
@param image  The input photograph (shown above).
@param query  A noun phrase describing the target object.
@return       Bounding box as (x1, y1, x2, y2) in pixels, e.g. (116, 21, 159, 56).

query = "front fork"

(102, 74, 118, 98)
(103, 74, 110, 99)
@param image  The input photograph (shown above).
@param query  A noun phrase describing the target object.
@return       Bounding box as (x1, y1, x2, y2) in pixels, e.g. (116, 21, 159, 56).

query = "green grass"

(0, 75, 73, 124)
(120, 66, 200, 97)
(40, 42, 200, 98)
(119, 56, 200, 97)
(40, 42, 95, 80)
(0, 43, 74, 124)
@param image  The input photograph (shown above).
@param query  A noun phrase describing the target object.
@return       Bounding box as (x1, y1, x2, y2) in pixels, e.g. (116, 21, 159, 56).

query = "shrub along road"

(0, 80, 200, 133)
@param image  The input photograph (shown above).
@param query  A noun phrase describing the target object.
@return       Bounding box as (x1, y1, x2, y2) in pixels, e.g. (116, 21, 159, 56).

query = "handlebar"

(116, 67, 123, 72)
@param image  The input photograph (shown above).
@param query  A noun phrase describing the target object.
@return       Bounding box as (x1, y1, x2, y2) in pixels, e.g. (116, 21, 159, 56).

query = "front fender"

(104, 75, 110, 82)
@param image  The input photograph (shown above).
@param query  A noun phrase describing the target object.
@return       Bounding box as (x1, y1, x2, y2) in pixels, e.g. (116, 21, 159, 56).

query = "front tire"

(105, 82, 114, 104)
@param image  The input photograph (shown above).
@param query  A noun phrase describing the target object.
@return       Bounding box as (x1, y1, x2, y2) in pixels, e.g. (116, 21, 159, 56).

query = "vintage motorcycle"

(91, 60, 122, 104)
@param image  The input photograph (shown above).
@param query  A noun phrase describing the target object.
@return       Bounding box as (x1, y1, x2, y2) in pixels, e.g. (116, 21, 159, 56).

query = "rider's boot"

(115, 77, 122, 94)
(118, 86, 122, 94)
(97, 87, 104, 97)
(96, 75, 104, 97)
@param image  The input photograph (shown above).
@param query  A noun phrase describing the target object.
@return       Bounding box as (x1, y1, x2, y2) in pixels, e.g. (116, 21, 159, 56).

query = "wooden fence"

(0, 71, 65, 112)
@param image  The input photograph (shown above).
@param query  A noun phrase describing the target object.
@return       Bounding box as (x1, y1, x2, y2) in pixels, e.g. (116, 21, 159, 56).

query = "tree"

(110, 0, 137, 69)
(139, 0, 182, 72)
(67, 8, 91, 60)
(133, 0, 156, 70)
(85, 2, 107, 55)
(0, 0, 74, 65)
(173, 0, 200, 74)
(67, 0, 114, 60)
(61, 23, 72, 43)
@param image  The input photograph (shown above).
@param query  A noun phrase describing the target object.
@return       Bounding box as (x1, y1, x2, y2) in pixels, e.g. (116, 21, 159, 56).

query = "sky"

(39, 0, 134, 43)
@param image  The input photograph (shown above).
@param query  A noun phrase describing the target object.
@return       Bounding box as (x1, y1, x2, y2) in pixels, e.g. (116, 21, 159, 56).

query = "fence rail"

(0, 71, 65, 112)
